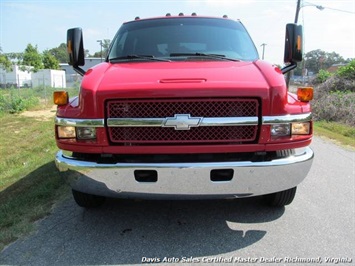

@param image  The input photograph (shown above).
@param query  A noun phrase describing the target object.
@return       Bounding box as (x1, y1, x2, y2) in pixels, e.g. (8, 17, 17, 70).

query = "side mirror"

(67, 28, 85, 75)
(284, 23, 303, 63)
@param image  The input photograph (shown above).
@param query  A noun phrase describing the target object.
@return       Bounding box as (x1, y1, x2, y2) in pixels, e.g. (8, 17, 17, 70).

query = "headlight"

(76, 127, 97, 140)
(57, 126, 96, 140)
(57, 126, 76, 139)
(291, 122, 310, 135)
(271, 122, 311, 137)
(271, 124, 291, 137)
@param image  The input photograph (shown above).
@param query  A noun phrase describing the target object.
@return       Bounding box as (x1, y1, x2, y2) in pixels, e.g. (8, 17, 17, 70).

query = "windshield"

(108, 17, 259, 62)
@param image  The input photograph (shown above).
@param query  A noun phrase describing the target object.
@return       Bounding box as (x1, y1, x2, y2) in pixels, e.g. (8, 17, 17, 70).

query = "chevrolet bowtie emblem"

(163, 114, 202, 130)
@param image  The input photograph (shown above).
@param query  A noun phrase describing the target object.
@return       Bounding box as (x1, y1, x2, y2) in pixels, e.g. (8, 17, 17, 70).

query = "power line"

(304, 1, 355, 14)
(322, 6, 355, 14)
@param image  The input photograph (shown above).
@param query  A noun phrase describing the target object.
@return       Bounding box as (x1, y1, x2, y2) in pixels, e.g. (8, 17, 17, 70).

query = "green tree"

(304, 49, 346, 74)
(42, 50, 60, 69)
(0, 46, 12, 71)
(92, 39, 111, 58)
(49, 43, 90, 63)
(49, 43, 68, 63)
(5, 52, 23, 61)
(21, 44, 43, 72)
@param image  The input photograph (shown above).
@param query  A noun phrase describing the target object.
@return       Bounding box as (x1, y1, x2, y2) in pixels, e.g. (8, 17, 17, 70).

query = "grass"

(314, 121, 355, 149)
(0, 113, 70, 251)
(0, 87, 80, 251)
(0, 86, 79, 115)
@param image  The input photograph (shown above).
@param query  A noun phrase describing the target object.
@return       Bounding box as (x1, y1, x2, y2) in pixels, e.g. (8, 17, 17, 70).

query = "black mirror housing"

(67, 28, 85, 67)
(284, 23, 303, 64)
(67, 28, 85, 76)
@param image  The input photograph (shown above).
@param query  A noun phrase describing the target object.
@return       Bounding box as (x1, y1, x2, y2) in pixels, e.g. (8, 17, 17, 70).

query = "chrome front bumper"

(55, 147, 313, 199)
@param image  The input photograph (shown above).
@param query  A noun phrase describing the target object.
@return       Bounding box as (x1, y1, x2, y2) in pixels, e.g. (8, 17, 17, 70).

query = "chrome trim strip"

(201, 117, 258, 126)
(107, 116, 259, 127)
(55, 113, 311, 128)
(108, 118, 164, 127)
(55, 117, 104, 128)
(262, 113, 312, 125)
(57, 147, 312, 170)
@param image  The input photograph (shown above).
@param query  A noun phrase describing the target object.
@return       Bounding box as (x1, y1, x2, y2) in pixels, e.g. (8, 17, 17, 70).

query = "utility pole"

(97, 40, 103, 62)
(260, 43, 267, 60)
(286, 0, 302, 88)
(287, 0, 325, 86)
(294, 0, 302, 23)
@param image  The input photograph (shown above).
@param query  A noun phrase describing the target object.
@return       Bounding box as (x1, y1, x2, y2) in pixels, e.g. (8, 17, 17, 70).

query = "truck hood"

(82, 60, 284, 95)
(74, 60, 287, 117)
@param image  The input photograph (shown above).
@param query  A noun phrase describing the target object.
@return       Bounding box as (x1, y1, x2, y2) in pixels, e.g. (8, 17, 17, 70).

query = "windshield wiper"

(169, 53, 240, 62)
(109, 54, 171, 62)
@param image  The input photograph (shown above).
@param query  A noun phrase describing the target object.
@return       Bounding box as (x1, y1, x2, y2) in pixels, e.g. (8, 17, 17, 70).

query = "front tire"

(72, 189, 106, 208)
(264, 187, 297, 207)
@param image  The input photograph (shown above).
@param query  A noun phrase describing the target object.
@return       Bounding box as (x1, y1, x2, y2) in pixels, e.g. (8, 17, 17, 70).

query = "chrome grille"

(107, 98, 259, 145)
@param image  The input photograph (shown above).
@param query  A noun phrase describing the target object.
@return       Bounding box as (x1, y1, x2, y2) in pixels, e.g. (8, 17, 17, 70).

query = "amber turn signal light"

(297, 87, 313, 102)
(67, 40, 72, 53)
(53, 91, 69, 105)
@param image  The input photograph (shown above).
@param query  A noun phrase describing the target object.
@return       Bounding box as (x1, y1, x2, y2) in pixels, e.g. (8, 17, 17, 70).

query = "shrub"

(314, 74, 355, 98)
(312, 91, 355, 126)
(314, 69, 332, 84)
(312, 68, 355, 127)
(0, 90, 39, 114)
(336, 60, 355, 80)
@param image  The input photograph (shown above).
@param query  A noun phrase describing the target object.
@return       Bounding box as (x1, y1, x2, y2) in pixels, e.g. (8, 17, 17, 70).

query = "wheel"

(264, 187, 297, 207)
(72, 189, 106, 208)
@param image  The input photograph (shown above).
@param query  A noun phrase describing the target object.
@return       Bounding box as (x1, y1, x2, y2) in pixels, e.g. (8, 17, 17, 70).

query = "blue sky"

(1, 0, 354, 65)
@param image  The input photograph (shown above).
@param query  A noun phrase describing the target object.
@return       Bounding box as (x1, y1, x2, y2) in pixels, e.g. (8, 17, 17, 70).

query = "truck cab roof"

(124, 14, 239, 24)
(108, 15, 259, 63)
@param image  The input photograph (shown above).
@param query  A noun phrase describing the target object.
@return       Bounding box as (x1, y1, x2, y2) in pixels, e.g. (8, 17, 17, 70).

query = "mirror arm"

(281, 62, 297, 74)
(73, 66, 86, 76)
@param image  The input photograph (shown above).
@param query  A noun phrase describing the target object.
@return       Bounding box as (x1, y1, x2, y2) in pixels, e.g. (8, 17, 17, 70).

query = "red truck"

(54, 14, 313, 208)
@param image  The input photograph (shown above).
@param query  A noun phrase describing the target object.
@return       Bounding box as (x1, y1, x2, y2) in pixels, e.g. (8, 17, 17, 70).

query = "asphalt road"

(1, 136, 354, 266)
